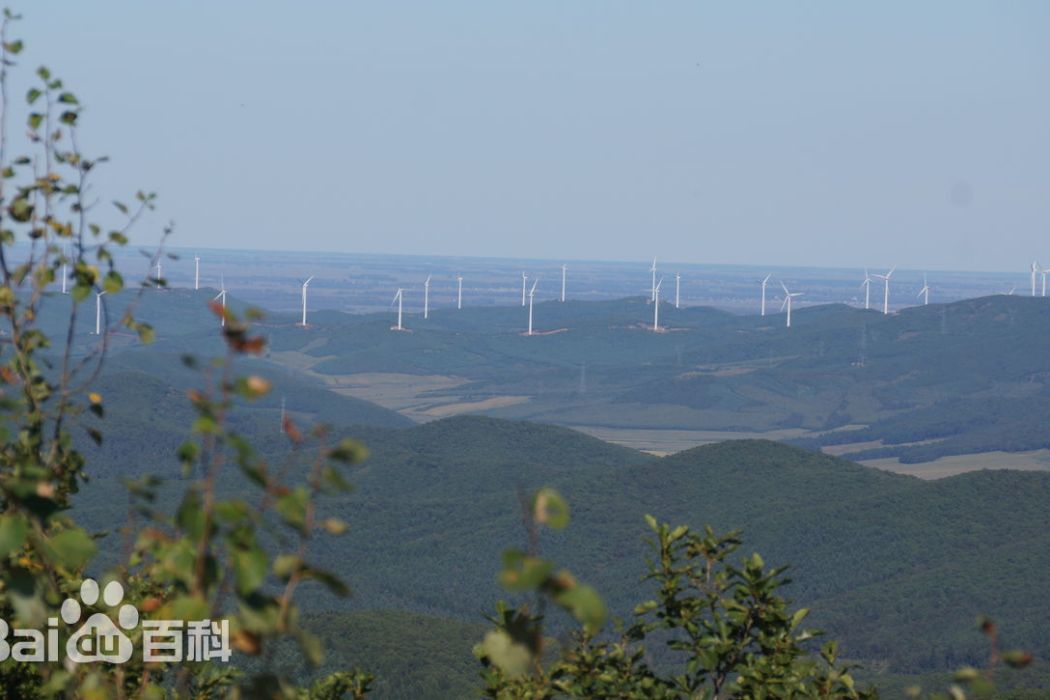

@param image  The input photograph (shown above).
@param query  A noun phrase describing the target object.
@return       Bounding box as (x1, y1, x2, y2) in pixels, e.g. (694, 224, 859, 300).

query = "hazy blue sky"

(22, 2, 1050, 271)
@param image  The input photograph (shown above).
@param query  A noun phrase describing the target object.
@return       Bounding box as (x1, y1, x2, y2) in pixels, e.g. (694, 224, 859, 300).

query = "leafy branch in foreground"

(477, 490, 1037, 699)
(0, 10, 372, 697)
(121, 304, 374, 698)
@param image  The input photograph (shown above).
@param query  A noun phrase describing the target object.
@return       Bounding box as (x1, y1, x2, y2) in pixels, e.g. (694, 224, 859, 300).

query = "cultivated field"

(860, 449, 1050, 479)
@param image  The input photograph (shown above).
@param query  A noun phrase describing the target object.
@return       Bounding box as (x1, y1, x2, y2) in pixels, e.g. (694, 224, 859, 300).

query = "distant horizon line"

(130, 243, 1029, 279)
(5, 240, 1032, 278)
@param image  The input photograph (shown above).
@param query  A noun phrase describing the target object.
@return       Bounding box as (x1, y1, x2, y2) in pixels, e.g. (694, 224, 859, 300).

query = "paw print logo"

(62, 579, 139, 664)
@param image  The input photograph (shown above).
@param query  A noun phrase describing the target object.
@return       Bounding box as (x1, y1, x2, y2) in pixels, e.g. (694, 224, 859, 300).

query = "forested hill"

(53, 288, 1050, 462)
(71, 406, 1050, 690)
(290, 417, 1050, 676)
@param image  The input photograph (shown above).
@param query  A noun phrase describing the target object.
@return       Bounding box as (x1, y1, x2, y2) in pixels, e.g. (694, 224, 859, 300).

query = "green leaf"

(45, 528, 96, 569)
(103, 271, 123, 294)
(25, 87, 41, 104)
(273, 554, 301, 580)
(176, 490, 206, 539)
(232, 546, 268, 595)
(499, 550, 553, 592)
(0, 513, 29, 558)
(554, 583, 607, 635)
(85, 427, 102, 446)
(57, 92, 78, 105)
(329, 438, 368, 464)
(4, 39, 23, 54)
(8, 197, 33, 223)
(790, 607, 809, 630)
(276, 487, 309, 530)
(136, 322, 156, 344)
(302, 566, 350, 597)
(321, 517, 348, 535)
(480, 629, 533, 677)
(27, 112, 43, 130)
(1002, 650, 1034, 669)
(532, 487, 569, 530)
(298, 629, 325, 666)
(169, 594, 209, 622)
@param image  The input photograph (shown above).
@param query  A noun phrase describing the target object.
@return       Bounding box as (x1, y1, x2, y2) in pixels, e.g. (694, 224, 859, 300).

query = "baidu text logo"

(0, 578, 230, 665)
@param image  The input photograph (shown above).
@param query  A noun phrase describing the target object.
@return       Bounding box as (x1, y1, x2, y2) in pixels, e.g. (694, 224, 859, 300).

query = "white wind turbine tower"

(214, 274, 227, 328)
(392, 288, 404, 330)
(527, 279, 539, 335)
(917, 275, 930, 306)
(860, 269, 872, 310)
(873, 266, 895, 315)
(1031, 261, 1039, 297)
(650, 258, 657, 302)
(560, 264, 567, 303)
(423, 275, 431, 319)
(780, 282, 802, 328)
(155, 260, 162, 285)
(1041, 266, 1048, 297)
(521, 272, 528, 306)
(299, 276, 314, 327)
(760, 274, 771, 316)
(94, 290, 106, 335)
(194, 255, 200, 290)
(61, 246, 69, 294)
(675, 273, 681, 309)
(653, 277, 663, 331)
(456, 275, 463, 310)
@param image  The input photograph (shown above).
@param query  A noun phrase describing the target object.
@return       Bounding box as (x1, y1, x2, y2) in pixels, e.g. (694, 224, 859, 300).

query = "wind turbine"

(94, 290, 106, 335)
(391, 288, 404, 330)
(299, 276, 314, 327)
(423, 275, 431, 319)
(780, 282, 802, 328)
(650, 258, 657, 302)
(527, 279, 539, 336)
(917, 275, 930, 306)
(1042, 267, 1048, 297)
(521, 272, 528, 307)
(860, 269, 872, 310)
(194, 255, 200, 290)
(1031, 261, 1040, 297)
(214, 279, 227, 328)
(653, 277, 663, 331)
(675, 273, 681, 309)
(761, 274, 772, 316)
(456, 275, 463, 310)
(560, 264, 567, 303)
(154, 260, 162, 285)
(61, 246, 68, 294)
(872, 266, 895, 315)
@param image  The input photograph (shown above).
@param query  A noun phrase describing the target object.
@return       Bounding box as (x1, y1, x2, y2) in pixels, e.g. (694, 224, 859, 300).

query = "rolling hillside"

(41, 284, 1050, 463)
